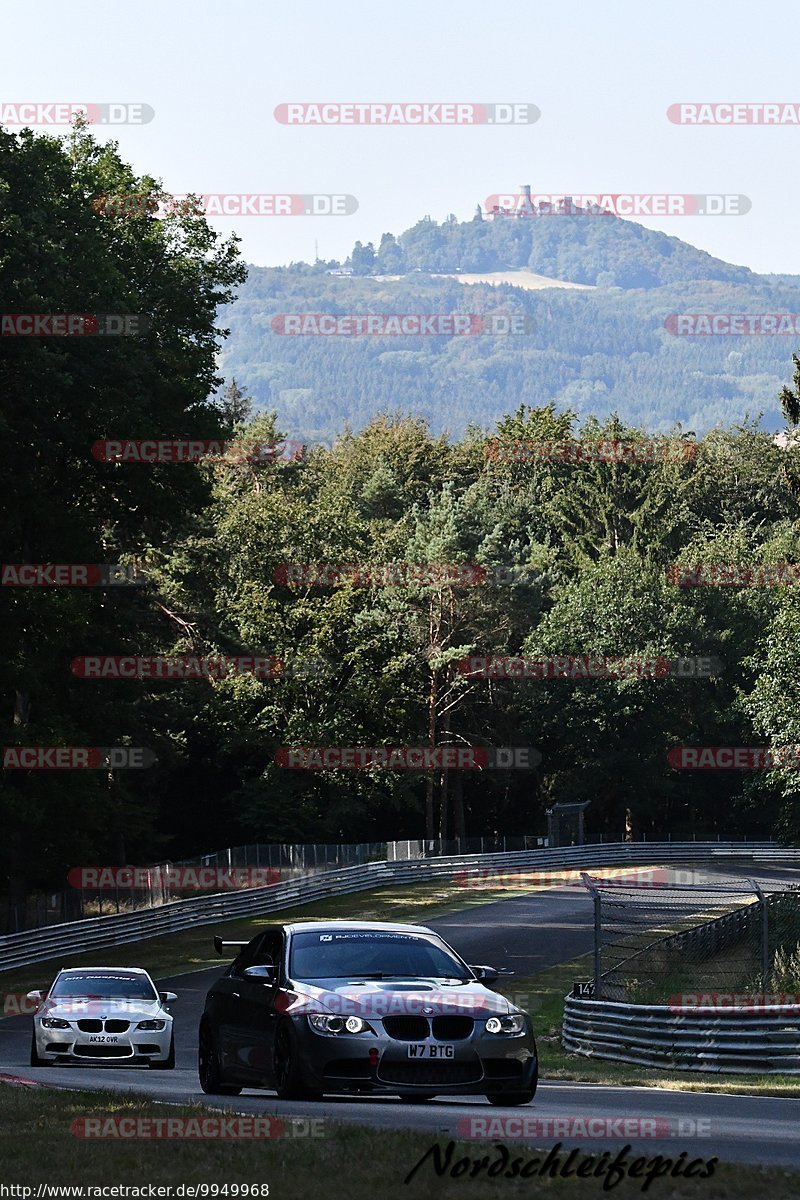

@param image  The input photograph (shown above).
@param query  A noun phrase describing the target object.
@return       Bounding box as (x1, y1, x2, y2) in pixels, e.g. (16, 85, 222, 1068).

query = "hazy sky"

(4, 1, 798, 272)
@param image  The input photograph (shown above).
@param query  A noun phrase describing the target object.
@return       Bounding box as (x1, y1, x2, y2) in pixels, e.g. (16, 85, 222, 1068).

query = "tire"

(198, 1024, 241, 1095)
(29, 1032, 45, 1067)
(485, 1090, 536, 1106)
(485, 1060, 538, 1106)
(150, 1033, 175, 1070)
(273, 1021, 319, 1100)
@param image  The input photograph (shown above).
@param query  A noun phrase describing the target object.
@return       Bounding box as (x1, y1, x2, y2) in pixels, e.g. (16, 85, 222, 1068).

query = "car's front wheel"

(273, 1021, 320, 1100)
(150, 1033, 175, 1070)
(485, 1089, 536, 1106)
(198, 1024, 241, 1095)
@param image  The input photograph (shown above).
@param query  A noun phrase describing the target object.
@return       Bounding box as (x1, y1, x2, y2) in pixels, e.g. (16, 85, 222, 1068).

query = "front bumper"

(34, 1021, 172, 1065)
(292, 1017, 538, 1095)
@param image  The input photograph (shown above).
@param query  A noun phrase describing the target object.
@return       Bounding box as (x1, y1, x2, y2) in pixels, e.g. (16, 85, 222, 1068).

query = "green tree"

(0, 120, 245, 913)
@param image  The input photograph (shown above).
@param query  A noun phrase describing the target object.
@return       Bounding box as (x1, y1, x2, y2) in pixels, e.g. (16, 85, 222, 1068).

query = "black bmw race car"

(198, 920, 538, 1104)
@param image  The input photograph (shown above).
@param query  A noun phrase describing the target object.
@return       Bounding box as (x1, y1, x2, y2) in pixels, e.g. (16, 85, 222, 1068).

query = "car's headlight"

(41, 1017, 71, 1029)
(308, 1015, 373, 1035)
(485, 1013, 526, 1035)
(137, 1019, 167, 1031)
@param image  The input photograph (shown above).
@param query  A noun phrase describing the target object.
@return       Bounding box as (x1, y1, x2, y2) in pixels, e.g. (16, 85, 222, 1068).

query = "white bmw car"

(28, 966, 176, 1069)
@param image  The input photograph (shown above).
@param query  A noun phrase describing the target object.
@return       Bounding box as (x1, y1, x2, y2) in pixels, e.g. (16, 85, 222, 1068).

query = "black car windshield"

(50, 972, 158, 1001)
(289, 931, 471, 981)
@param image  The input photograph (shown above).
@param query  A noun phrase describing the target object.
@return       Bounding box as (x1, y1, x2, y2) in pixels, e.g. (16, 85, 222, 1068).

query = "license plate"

(406, 1043, 454, 1059)
(88, 1035, 118, 1043)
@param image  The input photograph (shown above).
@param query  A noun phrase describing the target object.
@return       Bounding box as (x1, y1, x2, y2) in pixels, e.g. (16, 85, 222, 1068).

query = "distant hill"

(218, 210, 800, 443)
(363, 208, 758, 288)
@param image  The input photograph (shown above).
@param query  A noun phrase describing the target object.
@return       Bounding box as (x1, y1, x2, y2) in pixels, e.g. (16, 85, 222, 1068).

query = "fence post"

(581, 872, 602, 1000)
(751, 880, 769, 988)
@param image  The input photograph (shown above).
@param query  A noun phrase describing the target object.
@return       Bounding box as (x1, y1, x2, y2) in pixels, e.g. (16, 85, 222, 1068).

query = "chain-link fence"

(581, 868, 800, 1003)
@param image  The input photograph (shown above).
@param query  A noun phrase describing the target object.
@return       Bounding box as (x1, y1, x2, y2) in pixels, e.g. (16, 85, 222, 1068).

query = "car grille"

(383, 1015, 475, 1041)
(383, 1016, 430, 1041)
(73, 1044, 133, 1058)
(378, 1059, 483, 1087)
(432, 1016, 474, 1040)
(76, 1019, 130, 1033)
(45, 1042, 73, 1052)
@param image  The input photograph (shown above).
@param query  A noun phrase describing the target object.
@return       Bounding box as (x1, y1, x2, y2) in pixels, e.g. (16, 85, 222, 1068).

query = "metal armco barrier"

(1, 841, 798, 973)
(562, 994, 800, 1074)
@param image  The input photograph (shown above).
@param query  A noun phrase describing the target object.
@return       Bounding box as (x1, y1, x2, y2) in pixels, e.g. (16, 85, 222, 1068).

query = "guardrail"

(562, 994, 800, 1074)
(1, 841, 798, 974)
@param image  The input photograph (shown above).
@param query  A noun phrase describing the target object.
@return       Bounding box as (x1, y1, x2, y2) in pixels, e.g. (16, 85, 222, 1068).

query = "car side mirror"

(160, 991, 178, 1003)
(243, 965, 276, 983)
(469, 965, 499, 984)
(26, 990, 44, 1007)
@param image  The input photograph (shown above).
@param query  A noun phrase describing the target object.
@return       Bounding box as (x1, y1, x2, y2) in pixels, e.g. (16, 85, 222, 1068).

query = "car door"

(212, 935, 268, 1076)
(231, 930, 285, 1081)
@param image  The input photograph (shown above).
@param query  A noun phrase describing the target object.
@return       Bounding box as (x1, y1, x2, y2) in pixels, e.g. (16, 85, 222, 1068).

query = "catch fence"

(580, 870, 800, 1002)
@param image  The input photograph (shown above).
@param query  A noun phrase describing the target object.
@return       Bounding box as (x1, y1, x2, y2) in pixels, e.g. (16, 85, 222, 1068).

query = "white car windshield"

(50, 973, 158, 1001)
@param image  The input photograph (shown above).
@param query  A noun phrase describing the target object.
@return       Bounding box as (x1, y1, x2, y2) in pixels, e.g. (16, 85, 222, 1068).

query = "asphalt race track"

(2, 864, 800, 1168)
